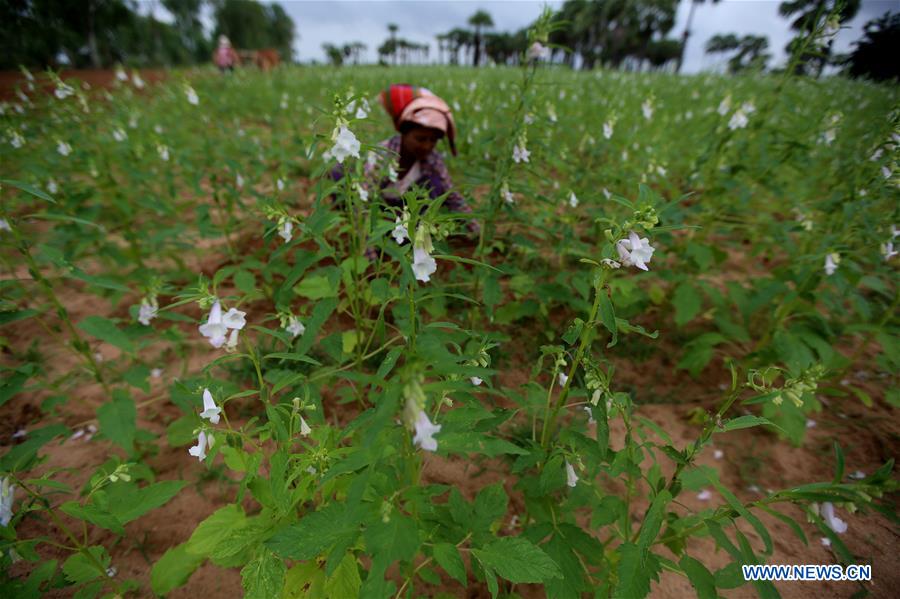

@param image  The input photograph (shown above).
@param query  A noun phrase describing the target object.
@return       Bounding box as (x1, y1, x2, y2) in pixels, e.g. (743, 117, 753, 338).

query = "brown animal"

(236, 49, 280, 71)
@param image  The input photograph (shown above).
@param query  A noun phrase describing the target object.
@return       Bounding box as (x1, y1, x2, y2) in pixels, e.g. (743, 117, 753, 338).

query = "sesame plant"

(0, 8, 898, 599)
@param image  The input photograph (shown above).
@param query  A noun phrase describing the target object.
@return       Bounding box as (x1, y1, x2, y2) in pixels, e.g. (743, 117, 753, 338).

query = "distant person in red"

(214, 36, 239, 73)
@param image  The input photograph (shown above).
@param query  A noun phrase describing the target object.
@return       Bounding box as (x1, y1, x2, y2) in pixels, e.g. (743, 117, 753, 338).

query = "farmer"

(332, 84, 478, 235)
(214, 35, 239, 73)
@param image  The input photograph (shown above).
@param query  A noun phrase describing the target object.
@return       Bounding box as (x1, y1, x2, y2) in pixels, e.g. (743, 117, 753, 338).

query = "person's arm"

(429, 153, 479, 233)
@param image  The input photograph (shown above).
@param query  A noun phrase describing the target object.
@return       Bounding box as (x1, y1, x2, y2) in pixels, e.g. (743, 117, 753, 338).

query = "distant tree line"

(0, 0, 295, 69)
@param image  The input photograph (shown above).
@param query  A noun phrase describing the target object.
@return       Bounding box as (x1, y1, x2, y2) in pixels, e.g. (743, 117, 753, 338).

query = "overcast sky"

(145, 0, 897, 73)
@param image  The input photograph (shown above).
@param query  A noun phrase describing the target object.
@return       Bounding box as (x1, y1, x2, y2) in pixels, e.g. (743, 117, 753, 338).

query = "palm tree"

(676, 0, 721, 73)
(706, 34, 770, 73)
(467, 9, 494, 67)
(387, 22, 398, 65)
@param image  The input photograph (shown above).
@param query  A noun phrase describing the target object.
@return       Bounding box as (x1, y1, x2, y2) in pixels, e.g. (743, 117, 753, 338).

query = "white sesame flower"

(583, 406, 595, 424)
(47, 179, 58, 194)
(728, 109, 749, 130)
(821, 501, 848, 534)
(200, 388, 222, 424)
(412, 246, 437, 283)
(225, 328, 239, 351)
(849, 470, 865, 480)
(55, 83, 74, 100)
(300, 416, 312, 436)
(151, 368, 163, 379)
(824, 253, 839, 276)
(565, 461, 578, 487)
(471, 377, 483, 386)
(881, 242, 897, 260)
(524, 113, 535, 125)
(603, 121, 613, 139)
(527, 41, 550, 61)
(222, 308, 246, 330)
(115, 67, 128, 82)
(112, 128, 127, 142)
(132, 72, 145, 89)
(185, 86, 199, 105)
(157, 145, 169, 161)
(278, 219, 293, 243)
(57, 140, 72, 156)
(328, 126, 361, 163)
(9, 131, 24, 149)
(354, 98, 370, 119)
(198, 301, 228, 348)
(413, 410, 441, 451)
(355, 183, 369, 202)
(0, 219, 12, 232)
(568, 192, 579, 208)
(713, 449, 724, 460)
(286, 316, 305, 338)
(602, 188, 611, 199)
(806, 418, 817, 429)
(138, 298, 158, 326)
(188, 430, 214, 461)
(697, 489, 712, 501)
(616, 231, 656, 271)
(236, 173, 244, 189)
(641, 99, 653, 120)
(717, 96, 731, 116)
(820, 537, 831, 547)
(512, 143, 530, 164)
(392, 216, 408, 244)
(154, 124, 163, 135)
(601, 258, 621, 269)
(0, 477, 15, 526)
(501, 183, 515, 205)
(276, 178, 285, 192)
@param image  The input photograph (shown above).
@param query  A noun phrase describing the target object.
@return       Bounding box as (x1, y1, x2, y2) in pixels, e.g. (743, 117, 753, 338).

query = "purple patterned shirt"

(331, 135, 473, 216)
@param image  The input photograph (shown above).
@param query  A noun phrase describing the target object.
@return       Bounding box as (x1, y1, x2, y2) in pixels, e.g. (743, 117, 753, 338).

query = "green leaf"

(1, 178, 57, 203)
(363, 512, 420, 564)
(376, 347, 403, 379)
(680, 555, 716, 599)
(106, 480, 187, 524)
(433, 543, 467, 586)
(0, 309, 39, 326)
(266, 504, 357, 560)
(62, 547, 110, 585)
(673, 282, 702, 327)
(294, 274, 339, 300)
(263, 352, 321, 365)
(0, 424, 67, 472)
(77, 316, 134, 353)
(241, 549, 286, 599)
(324, 552, 361, 598)
(473, 483, 508, 529)
(234, 270, 257, 294)
(472, 537, 562, 584)
(97, 388, 136, 451)
(186, 504, 247, 556)
(637, 490, 672, 553)
(720, 415, 780, 433)
(612, 542, 659, 599)
(438, 432, 529, 457)
(598, 292, 618, 347)
(60, 501, 123, 534)
(151, 542, 204, 595)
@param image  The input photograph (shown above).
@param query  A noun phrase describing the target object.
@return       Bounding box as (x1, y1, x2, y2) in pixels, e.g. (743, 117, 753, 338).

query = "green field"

(0, 61, 898, 598)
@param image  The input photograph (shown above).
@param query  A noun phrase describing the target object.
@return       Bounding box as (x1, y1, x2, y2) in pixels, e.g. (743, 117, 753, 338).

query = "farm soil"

(1, 90, 897, 596)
